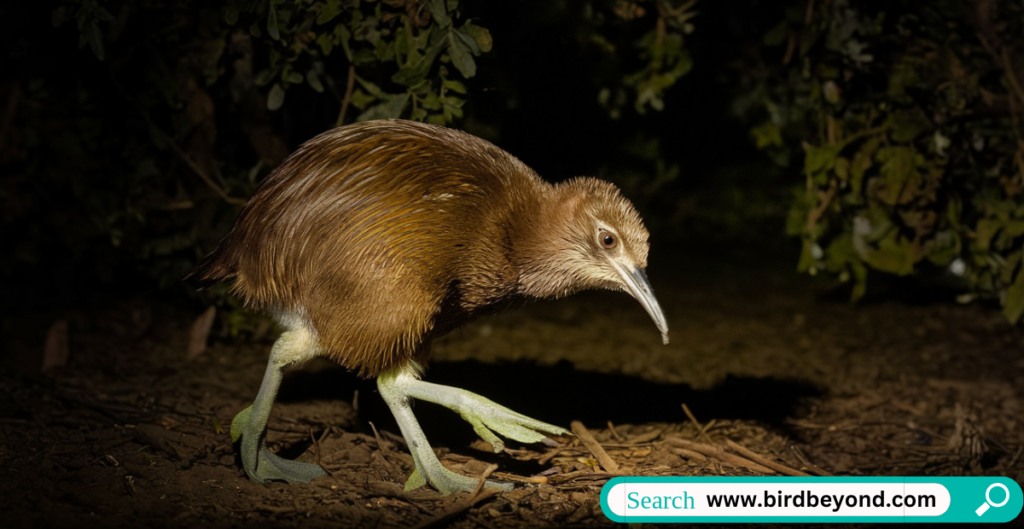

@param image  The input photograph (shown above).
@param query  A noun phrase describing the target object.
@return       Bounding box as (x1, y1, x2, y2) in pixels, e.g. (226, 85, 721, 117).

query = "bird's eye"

(599, 230, 617, 249)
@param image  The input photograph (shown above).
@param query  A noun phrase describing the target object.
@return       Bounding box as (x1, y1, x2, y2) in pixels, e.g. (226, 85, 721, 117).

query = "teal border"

(599, 476, 1023, 523)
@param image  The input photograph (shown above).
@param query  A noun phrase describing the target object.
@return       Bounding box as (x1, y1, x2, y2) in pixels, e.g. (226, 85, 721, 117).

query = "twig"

(410, 465, 500, 529)
(491, 472, 547, 484)
(108, 77, 245, 206)
(538, 448, 562, 465)
(369, 422, 392, 453)
(670, 447, 708, 463)
(803, 0, 816, 25)
(606, 421, 624, 442)
(547, 470, 615, 484)
(790, 445, 833, 476)
(665, 437, 775, 474)
(311, 426, 332, 468)
(725, 440, 810, 477)
(1005, 445, 1023, 470)
(681, 404, 713, 443)
(336, 64, 357, 128)
(571, 421, 619, 474)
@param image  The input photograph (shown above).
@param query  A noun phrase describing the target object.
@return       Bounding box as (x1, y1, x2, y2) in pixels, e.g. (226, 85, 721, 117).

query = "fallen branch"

(670, 447, 708, 463)
(681, 404, 713, 443)
(665, 437, 775, 474)
(725, 440, 810, 477)
(790, 445, 833, 476)
(571, 421, 620, 474)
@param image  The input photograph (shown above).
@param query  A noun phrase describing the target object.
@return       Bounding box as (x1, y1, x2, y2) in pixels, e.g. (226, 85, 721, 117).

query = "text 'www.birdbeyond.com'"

(599, 477, 1022, 523)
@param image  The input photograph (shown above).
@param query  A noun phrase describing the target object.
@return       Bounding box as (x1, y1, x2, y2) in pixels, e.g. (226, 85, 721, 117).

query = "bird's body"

(189, 120, 668, 493)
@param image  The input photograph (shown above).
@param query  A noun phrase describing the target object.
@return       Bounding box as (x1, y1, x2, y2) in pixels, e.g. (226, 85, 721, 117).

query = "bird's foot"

(231, 405, 327, 484)
(409, 383, 570, 453)
(404, 459, 512, 495)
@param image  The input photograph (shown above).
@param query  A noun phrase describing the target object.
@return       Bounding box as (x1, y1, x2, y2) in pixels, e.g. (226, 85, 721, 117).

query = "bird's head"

(516, 177, 669, 344)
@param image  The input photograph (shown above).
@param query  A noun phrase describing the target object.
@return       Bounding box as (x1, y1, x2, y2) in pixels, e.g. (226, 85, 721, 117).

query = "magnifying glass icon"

(976, 483, 1010, 516)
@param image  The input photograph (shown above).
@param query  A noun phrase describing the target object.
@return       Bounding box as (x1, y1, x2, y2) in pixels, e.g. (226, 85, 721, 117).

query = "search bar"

(600, 477, 1022, 523)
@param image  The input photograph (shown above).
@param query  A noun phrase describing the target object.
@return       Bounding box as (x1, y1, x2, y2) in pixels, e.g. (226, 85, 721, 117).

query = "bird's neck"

(511, 184, 587, 300)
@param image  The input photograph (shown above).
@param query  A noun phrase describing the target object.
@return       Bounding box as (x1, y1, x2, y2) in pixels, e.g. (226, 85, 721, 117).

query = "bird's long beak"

(610, 260, 670, 345)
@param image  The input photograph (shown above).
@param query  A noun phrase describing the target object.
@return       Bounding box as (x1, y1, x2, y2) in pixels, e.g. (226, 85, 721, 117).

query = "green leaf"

(356, 93, 410, 121)
(225, 7, 239, 25)
(392, 33, 446, 86)
(317, 33, 335, 55)
(285, 71, 303, 84)
(267, 83, 285, 111)
(888, 108, 930, 143)
(763, 21, 788, 46)
(803, 142, 845, 177)
(448, 31, 476, 78)
(254, 67, 278, 87)
(1004, 264, 1024, 323)
(875, 146, 915, 205)
(410, 106, 428, 121)
(317, 0, 342, 25)
(337, 25, 353, 60)
(307, 70, 324, 93)
(267, 5, 280, 41)
(751, 122, 782, 148)
(861, 229, 916, 275)
(974, 218, 1000, 252)
(429, 0, 450, 28)
(350, 89, 376, 109)
(454, 28, 480, 55)
(926, 230, 961, 267)
(462, 23, 492, 53)
(442, 79, 467, 94)
(850, 137, 880, 194)
(356, 77, 387, 98)
(352, 48, 376, 66)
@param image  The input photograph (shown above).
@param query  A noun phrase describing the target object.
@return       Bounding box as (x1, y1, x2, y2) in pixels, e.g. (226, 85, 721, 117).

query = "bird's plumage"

(188, 119, 651, 377)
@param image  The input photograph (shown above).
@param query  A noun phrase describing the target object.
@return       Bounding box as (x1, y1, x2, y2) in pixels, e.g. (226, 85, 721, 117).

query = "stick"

(790, 445, 833, 476)
(410, 465, 500, 529)
(537, 448, 562, 465)
(725, 440, 810, 477)
(606, 421, 624, 442)
(571, 421, 619, 474)
(336, 64, 356, 128)
(1006, 445, 1023, 470)
(670, 447, 707, 463)
(491, 472, 547, 484)
(681, 404, 712, 443)
(665, 437, 775, 474)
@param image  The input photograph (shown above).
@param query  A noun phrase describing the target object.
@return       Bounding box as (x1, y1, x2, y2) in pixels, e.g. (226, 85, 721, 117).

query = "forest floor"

(2, 242, 1023, 528)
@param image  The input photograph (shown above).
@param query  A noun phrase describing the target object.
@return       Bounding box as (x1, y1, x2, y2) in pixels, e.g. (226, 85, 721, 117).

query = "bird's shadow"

(276, 359, 822, 468)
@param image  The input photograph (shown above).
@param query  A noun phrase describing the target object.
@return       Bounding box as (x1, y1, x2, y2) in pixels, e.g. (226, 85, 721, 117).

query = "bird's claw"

(232, 406, 326, 484)
(452, 396, 569, 453)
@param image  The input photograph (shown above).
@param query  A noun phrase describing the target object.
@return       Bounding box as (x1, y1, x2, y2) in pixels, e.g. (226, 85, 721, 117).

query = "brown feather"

(187, 119, 650, 377)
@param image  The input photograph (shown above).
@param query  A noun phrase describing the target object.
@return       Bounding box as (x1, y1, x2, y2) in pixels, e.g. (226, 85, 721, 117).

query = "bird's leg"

(400, 379, 569, 453)
(378, 366, 513, 495)
(230, 331, 326, 484)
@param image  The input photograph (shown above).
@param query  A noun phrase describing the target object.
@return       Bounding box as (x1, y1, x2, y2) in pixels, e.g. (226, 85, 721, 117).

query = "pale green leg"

(377, 364, 568, 495)
(230, 331, 326, 484)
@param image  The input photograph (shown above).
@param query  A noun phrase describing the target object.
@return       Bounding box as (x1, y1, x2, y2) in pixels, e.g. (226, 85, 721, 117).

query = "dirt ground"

(2, 243, 1023, 528)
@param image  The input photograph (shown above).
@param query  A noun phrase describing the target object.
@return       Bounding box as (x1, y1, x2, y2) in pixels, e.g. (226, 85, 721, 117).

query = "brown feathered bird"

(188, 119, 668, 494)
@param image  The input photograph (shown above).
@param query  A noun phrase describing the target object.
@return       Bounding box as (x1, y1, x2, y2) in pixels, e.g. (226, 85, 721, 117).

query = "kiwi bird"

(187, 119, 668, 494)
